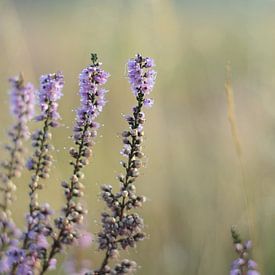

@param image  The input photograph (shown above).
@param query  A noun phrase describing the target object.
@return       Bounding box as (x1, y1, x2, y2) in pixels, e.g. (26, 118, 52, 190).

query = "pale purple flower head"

(78, 63, 109, 116)
(49, 258, 57, 270)
(9, 75, 35, 123)
(5, 246, 25, 271)
(36, 72, 64, 127)
(74, 59, 110, 142)
(128, 54, 156, 96)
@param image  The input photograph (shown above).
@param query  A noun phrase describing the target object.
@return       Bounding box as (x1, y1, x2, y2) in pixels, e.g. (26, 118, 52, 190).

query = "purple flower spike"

(9, 75, 35, 124)
(74, 61, 109, 135)
(10, 72, 64, 274)
(40, 54, 109, 274)
(36, 72, 64, 127)
(0, 75, 35, 258)
(128, 53, 156, 96)
(230, 227, 260, 275)
(95, 54, 156, 275)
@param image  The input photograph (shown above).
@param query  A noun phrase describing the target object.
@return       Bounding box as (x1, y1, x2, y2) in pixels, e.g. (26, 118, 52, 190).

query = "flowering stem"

(0, 123, 22, 252)
(11, 104, 51, 275)
(40, 110, 92, 274)
(23, 103, 51, 250)
(2, 123, 22, 206)
(0, 76, 34, 259)
(230, 226, 259, 274)
(41, 56, 109, 273)
(10, 72, 64, 274)
(97, 93, 144, 274)
(120, 93, 143, 218)
(1, 123, 21, 199)
(95, 54, 155, 275)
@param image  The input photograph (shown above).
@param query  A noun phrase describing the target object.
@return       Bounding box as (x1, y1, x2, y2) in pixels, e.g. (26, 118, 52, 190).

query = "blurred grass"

(2, 0, 275, 274)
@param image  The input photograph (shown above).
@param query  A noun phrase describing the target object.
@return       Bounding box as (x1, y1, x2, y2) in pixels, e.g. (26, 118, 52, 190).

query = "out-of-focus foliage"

(1, 0, 275, 274)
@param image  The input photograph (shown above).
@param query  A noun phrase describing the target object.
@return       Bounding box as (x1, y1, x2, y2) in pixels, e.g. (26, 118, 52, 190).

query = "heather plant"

(94, 54, 156, 274)
(40, 54, 109, 274)
(0, 75, 35, 270)
(9, 72, 65, 274)
(230, 227, 259, 275)
(0, 53, 156, 275)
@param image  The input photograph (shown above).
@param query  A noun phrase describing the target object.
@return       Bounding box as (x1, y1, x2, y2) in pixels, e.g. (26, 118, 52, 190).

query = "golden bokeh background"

(1, 0, 275, 274)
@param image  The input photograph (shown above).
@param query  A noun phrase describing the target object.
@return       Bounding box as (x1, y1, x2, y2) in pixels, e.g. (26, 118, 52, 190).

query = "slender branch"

(40, 113, 91, 274)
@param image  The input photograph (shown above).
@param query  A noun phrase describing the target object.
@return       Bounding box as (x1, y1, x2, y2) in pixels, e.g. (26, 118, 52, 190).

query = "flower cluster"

(0, 75, 35, 267)
(94, 54, 156, 274)
(9, 74, 35, 125)
(9, 72, 64, 274)
(230, 227, 260, 275)
(35, 72, 64, 127)
(40, 55, 110, 274)
(0, 75, 35, 207)
(7, 204, 55, 274)
(0, 53, 155, 275)
(128, 54, 156, 97)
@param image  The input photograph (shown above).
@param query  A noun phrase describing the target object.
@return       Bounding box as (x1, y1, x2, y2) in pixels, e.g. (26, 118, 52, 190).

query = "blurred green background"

(1, 0, 275, 274)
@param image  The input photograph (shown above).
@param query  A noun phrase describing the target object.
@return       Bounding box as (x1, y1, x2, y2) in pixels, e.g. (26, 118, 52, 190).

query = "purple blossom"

(0, 255, 10, 273)
(4, 246, 26, 273)
(96, 54, 156, 274)
(36, 72, 64, 127)
(9, 73, 64, 274)
(128, 54, 156, 96)
(17, 258, 35, 275)
(40, 55, 109, 274)
(0, 75, 35, 259)
(9, 74, 35, 125)
(0, 55, 158, 275)
(143, 98, 154, 108)
(75, 62, 109, 131)
(11, 203, 54, 273)
(230, 227, 260, 275)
